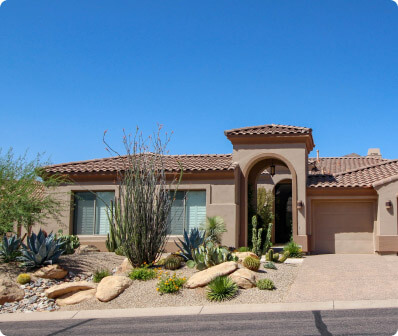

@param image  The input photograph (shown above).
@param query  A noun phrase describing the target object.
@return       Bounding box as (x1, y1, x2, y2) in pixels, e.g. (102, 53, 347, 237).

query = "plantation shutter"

(74, 192, 95, 235)
(168, 191, 185, 235)
(95, 192, 114, 235)
(185, 191, 206, 231)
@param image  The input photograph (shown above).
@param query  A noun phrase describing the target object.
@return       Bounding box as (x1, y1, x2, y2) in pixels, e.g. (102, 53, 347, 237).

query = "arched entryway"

(274, 180, 293, 244)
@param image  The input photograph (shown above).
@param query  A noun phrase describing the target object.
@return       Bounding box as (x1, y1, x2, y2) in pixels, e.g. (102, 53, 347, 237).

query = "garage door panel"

(313, 201, 374, 254)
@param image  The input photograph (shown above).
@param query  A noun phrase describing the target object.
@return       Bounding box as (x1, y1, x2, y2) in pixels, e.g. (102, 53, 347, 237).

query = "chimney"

(367, 148, 382, 159)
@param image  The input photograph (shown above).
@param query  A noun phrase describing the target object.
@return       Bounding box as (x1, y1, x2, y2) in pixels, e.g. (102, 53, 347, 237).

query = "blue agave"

(175, 228, 205, 261)
(20, 229, 66, 269)
(0, 235, 22, 262)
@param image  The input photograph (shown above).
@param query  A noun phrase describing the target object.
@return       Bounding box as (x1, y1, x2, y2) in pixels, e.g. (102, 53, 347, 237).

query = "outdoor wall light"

(269, 162, 276, 177)
(297, 200, 304, 209)
(385, 200, 393, 209)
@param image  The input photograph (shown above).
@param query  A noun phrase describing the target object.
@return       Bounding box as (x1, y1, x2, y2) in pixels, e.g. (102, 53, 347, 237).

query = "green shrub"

(264, 261, 277, 270)
(243, 256, 260, 271)
(206, 276, 238, 302)
(257, 278, 275, 290)
(129, 267, 157, 281)
(164, 255, 182, 270)
(115, 246, 125, 256)
(156, 273, 186, 294)
(93, 269, 111, 283)
(57, 231, 80, 255)
(0, 235, 21, 263)
(202, 216, 227, 245)
(238, 247, 251, 252)
(283, 241, 303, 258)
(17, 273, 31, 284)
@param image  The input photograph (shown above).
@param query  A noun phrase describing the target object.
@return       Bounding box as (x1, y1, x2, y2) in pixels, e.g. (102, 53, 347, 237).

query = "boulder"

(56, 289, 96, 306)
(96, 276, 132, 302)
(45, 281, 96, 299)
(34, 264, 68, 279)
(76, 245, 101, 254)
(229, 268, 257, 289)
(234, 252, 259, 263)
(185, 261, 238, 289)
(115, 258, 133, 275)
(0, 278, 25, 305)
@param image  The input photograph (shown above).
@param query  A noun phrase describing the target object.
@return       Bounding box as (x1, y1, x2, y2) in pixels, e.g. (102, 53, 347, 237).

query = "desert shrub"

(0, 235, 22, 262)
(156, 273, 186, 294)
(129, 266, 157, 281)
(201, 216, 227, 245)
(164, 255, 182, 270)
(238, 247, 251, 252)
(57, 231, 80, 255)
(257, 278, 275, 290)
(283, 241, 303, 258)
(93, 269, 111, 283)
(264, 261, 277, 270)
(17, 273, 31, 284)
(206, 276, 238, 302)
(243, 256, 260, 271)
(174, 227, 205, 261)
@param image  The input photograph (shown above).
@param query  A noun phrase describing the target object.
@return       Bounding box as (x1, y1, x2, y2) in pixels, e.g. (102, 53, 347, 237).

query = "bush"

(257, 278, 275, 290)
(264, 261, 277, 270)
(206, 276, 238, 302)
(17, 273, 31, 284)
(129, 266, 157, 281)
(243, 256, 260, 271)
(238, 247, 251, 252)
(57, 231, 80, 255)
(0, 235, 21, 263)
(115, 246, 125, 256)
(283, 241, 303, 258)
(156, 273, 186, 294)
(93, 269, 111, 283)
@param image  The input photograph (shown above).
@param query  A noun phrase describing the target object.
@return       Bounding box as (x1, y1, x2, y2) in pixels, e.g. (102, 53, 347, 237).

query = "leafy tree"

(0, 148, 67, 236)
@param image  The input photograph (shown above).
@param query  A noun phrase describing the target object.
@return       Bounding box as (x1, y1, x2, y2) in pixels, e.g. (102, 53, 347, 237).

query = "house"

(44, 124, 398, 254)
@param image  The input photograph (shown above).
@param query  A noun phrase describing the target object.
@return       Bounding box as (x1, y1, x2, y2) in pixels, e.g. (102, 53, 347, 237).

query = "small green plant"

(238, 247, 251, 252)
(156, 272, 186, 294)
(17, 273, 31, 284)
(243, 256, 260, 271)
(115, 246, 125, 256)
(57, 230, 80, 255)
(129, 265, 157, 281)
(283, 241, 303, 258)
(93, 269, 111, 283)
(206, 276, 238, 302)
(0, 235, 22, 262)
(264, 261, 277, 270)
(251, 216, 263, 257)
(201, 216, 227, 245)
(164, 255, 182, 270)
(257, 278, 275, 290)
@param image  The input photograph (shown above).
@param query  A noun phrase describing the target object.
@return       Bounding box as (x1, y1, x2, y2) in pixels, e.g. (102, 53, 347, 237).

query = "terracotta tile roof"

(224, 124, 312, 136)
(308, 157, 389, 175)
(45, 154, 235, 174)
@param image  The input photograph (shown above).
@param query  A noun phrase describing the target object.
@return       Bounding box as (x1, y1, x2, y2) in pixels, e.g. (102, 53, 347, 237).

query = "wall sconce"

(297, 201, 304, 209)
(269, 162, 276, 177)
(385, 200, 393, 209)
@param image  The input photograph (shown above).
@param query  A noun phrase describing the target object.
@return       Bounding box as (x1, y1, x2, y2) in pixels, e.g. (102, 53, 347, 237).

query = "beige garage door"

(313, 201, 374, 254)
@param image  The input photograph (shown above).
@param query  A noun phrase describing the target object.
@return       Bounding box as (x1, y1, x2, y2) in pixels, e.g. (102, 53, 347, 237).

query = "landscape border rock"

(56, 289, 96, 306)
(95, 276, 132, 302)
(34, 264, 68, 280)
(45, 281, 96, 299)
(0, 278, 25, 305)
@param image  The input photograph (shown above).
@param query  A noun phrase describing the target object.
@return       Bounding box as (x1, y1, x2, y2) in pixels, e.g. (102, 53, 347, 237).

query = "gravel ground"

(60, 255, 301, 311)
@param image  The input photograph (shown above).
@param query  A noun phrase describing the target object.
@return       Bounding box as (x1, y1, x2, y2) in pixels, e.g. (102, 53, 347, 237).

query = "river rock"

(34, 264, 68, 280)
(185, 261, 238, 289)
(45, 281, 96, 299)
(56, 289, 96, 306)
(229, 268, 256, 289)
(96, 276, 132, 302)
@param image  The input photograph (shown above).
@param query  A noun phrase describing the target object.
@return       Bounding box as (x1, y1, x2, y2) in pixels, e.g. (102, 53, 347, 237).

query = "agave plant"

(20, 229, 66, 269)
(0, 235, 22, 262)
(174, 227, 205, 261)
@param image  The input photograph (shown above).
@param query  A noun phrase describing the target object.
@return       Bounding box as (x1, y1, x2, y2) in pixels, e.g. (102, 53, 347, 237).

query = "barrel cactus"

(243, 256, 260, 271)
(164, 255, 182, 270)
(279, 251, 290, 263)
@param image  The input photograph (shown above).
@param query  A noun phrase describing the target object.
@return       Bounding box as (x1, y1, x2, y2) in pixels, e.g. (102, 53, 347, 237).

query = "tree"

(0, 148, 66, 236)
(103, 126, 182, 267)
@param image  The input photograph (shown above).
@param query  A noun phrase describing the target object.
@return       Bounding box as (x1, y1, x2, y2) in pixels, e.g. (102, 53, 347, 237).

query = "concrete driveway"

(285, 254, 398, 302)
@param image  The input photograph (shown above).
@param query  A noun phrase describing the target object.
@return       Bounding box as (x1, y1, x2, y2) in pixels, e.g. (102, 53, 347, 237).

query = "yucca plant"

(206, 276, 238, 302)
(174, 227, 205, 261)
(202, 216, 227, 245)
(19, 229, 66, 269)
(0, 234, 22, 262)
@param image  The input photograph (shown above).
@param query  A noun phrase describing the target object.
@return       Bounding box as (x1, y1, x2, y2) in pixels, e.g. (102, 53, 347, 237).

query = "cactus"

(243, 256, 260, 271)
(279, 251, 290, 263)
(164, 255, 182, 270)
(191, 241, 238, 270)
(264, 261, 277, 270)
(273, 253, 280, 262)
(265, 249, 274, 262)
(251, 216, 263, 257)
(16, 273, 31, 285)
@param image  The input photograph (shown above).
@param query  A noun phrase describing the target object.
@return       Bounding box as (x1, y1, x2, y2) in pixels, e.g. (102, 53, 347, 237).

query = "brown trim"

(307, 187, 377, 197)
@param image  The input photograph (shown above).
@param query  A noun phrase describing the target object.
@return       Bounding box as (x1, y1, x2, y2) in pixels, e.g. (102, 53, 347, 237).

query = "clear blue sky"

(1, 0, 397, 164)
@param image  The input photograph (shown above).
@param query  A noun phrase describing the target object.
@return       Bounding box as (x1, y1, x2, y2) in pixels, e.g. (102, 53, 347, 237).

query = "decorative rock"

(229, 268, 257, 289)
(185, 261, 238, 289)
(0, 278, 25, 305)
(234, 252, 259, 263)
(76, 245, 101, 254)
(45, 281, 96, 299)
(115, 258, 133, 275)
(95, 276, 132, 302)
(34, 265, 68, 280)
(56, 289, 96, 306)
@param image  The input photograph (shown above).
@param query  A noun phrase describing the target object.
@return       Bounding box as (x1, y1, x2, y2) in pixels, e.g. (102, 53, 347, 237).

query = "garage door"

(313, 201, 374, 254)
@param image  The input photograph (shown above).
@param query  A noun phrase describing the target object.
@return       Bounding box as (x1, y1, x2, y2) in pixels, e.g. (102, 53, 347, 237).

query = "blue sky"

(1, 0, 397, 163)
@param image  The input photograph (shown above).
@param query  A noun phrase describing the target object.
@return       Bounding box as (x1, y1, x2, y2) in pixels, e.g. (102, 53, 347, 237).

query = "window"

(73, 191, 115, 235)
(168, 191, 206, 235)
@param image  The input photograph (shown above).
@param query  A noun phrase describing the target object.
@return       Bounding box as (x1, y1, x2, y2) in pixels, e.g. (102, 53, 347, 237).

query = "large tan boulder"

(185, 261, 238, 289)
(45, 281, 96, 299)
(56, 289, 96, 306)
(0, 278, 25, 305)
(234, 252, 259, 263)
(95, 276, 132, 302)
(229, 268, 257, 289)
(76, 245, 100, 254)
(115, 258, 133, 275)
(34, 264, 68, 279)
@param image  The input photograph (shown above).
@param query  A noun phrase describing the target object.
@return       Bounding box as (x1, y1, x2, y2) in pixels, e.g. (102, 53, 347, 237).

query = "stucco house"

(44, 124, 398, 255)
